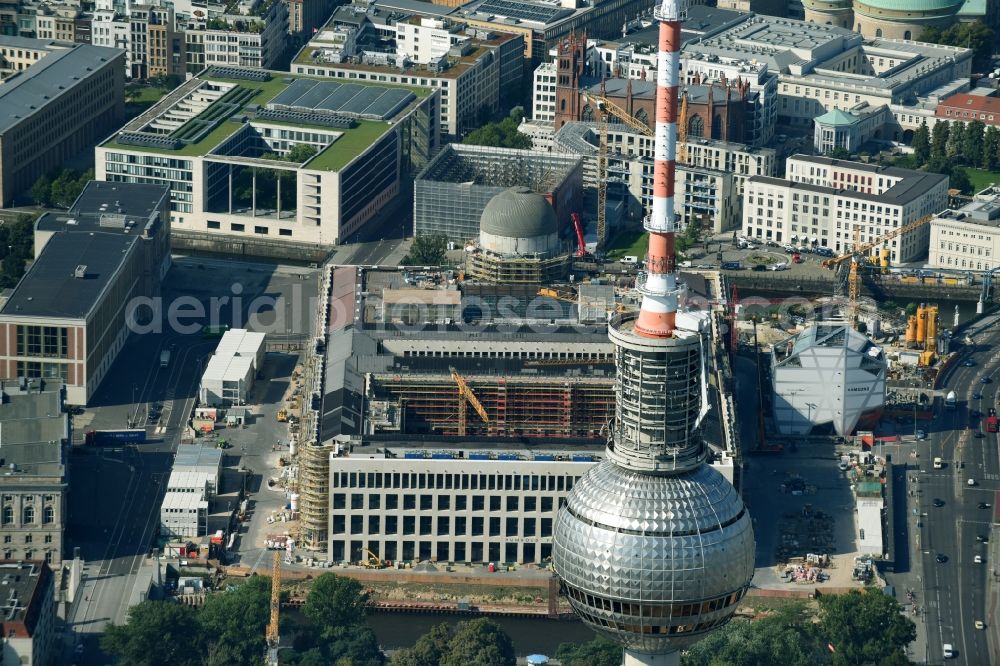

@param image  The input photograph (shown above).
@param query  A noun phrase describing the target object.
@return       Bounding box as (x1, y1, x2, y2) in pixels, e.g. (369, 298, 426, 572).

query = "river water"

(365, 611, 597, 655)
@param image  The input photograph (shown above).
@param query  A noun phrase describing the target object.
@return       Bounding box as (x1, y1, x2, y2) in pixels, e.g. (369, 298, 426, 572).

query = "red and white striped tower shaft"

(634, 0, 685, 339)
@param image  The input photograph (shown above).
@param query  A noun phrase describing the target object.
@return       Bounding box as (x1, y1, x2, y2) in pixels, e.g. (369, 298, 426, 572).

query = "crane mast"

(266, 551, 281, 666)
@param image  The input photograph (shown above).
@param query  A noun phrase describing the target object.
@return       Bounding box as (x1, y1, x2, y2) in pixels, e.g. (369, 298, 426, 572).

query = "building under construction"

(413, 144, 583, 243)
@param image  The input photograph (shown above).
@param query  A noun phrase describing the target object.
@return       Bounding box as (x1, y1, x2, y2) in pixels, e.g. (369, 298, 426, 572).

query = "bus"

(987, 415, 998, 433)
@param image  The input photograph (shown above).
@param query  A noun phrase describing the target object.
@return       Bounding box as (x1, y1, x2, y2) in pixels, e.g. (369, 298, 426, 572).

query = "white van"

(622, 255, 639, 264)
(933, 457, 943, 469)
(943, 643, 954, 659)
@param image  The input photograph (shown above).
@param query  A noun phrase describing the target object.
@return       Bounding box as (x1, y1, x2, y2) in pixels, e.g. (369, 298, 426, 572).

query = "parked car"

(915, 429, 927, 440)
(751, 264, 766, 271)
(936, 553, 948, 563)
(792, 254, 803, 264)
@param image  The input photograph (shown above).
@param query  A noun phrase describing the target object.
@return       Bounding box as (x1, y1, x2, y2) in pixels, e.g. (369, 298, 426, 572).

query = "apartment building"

(0, 380, 68, 568)
(0, 183, 170, 404)
(0, 40, 124, 207)
(203, 0, 288, 70)
(743, 155, 949, 262)
(0, 562, 55, 666)
(97, 68, 439, 260)
(0, 34, 66, 76)
(554, 122, 777, 233)
(293, 16, 523, 140)
(928, 188, 1000, 272)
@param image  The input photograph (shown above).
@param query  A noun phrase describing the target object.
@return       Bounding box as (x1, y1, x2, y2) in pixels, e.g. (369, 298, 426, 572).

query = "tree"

(404, 233, 448, 265)
(930, 120, 949, 160)
(198, 575, 271, 666)
(961, 120, 985, 167)
(949, 166, 973, 195)
(30, 174, 52, 207)
(390, 622, 452, 666)
(817, 588, 916, 666)
(303, 573, 370, 635)
(922, 23, 995, 71)
(945, 121, 963, 158)
(0, 214, 36, 289)
(556, 636, 622, 666)
(682, 603, 824, 666)
(463, 108, 533, 149)
(983, 126, 1000, 170)
(101, 600, 204, 666)
(911, 122, 930, 164)
(440, 619, 516, 666)
(286, 143, 319, 163)
(826, 147, 852, 160)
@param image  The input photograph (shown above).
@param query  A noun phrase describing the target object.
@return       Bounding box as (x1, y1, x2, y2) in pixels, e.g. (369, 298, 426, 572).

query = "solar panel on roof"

(338, 86, 385, 114)
(316, 83, 364, 112)
(477, 0, 567, 23)
(289, 81, 337, 109)
(208, 66, 271, 82)
(366, 89, 415, 120)
(255, 108, 355, 129)
(269, 78, 317, 107)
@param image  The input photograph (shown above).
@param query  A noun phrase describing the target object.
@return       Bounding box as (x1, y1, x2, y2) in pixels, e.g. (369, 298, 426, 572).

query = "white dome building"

(467, 187, 570, 284)
(772, 324, 887, 437)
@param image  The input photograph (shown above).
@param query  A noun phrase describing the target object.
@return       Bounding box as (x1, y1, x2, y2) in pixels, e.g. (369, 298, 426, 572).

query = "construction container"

(905, 316, 917, 347)
(919, 350, 935, 366)
(926, 305, 938, 345)
(915, 306, 927, 345)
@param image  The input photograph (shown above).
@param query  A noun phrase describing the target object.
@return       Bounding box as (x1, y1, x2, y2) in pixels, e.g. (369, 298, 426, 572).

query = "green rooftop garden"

(308, 120, 393, 171)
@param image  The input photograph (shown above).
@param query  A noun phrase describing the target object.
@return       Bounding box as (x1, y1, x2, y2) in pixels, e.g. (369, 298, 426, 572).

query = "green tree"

(404, 233, 448, 265)
(30, 174, 52, 207)
(945, 121, 963, 158)
(198, 575, 271, 666)
(101, 600, 204, 666)
(0, 214, 36, 289)
(463, 108, 533, 149)
(950, 166, 973, 194)
(930, 120, 949, 160)
(983, 126, 1000, 170)
(682, 603, 823, 666)
(922, 23, 995, 70)
(390, 622, 452, 666)
(286, 143, 319, 163)
(962, 120, 985, 167)
(440, 618, 516, 666)
(817, 588, 916, 666)
(556, 636, 622, 666)
(826, 147, 852, 160)
(911, 121, 930, 164)
(303, 573, 370, 635)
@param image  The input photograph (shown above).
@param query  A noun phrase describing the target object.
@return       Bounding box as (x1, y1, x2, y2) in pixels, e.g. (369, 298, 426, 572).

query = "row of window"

(1, 505, 55, 525)
(2, 534, 52, 544)
(332, 513, 555, 537)
(334, 492, 556, 512)
(332, 470, 580, 492)
(204, 220, 293, 236)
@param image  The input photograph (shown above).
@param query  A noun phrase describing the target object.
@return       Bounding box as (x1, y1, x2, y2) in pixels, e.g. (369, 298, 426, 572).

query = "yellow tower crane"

(582, 93, 654, 253)
(266, 551, 281, 666)
(820, 214, 934, 325)
(449, 367, 489, 437)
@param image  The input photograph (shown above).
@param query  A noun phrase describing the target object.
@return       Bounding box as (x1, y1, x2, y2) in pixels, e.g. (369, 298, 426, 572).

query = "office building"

(0, 561, 55, 666)
(0, 380, 68, 568)
(0, 39, 124, 207)
(928, 187, 1000, 271)
(293, 15, 523, 140)
(202, 0, 288, 70)
(0, 182, 171, 405)
(553, 122, 777, 233)
(742, 155, 948, 261)
(96, 67, 439, 260)
(413, 144, 582, 243)
(772, 323, 887, 436)
(198, 328, 265, 406)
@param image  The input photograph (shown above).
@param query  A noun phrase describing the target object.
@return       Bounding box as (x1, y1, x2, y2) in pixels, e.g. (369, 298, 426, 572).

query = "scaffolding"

(370, 372, 614, 439)
(414, 144, 583, 242)
(466, 248, 571, 285)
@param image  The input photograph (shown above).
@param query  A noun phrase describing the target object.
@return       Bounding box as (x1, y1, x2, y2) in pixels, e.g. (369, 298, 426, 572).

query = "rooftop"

(173, 444, 224, 472)
(814, 108, 861, 126)
(0, 43, 122, 135)
(0, 381, 66, 479)
(0, 562, 51, 637)
(457, 0, 578, 27)
(936, 92, 1000, 115)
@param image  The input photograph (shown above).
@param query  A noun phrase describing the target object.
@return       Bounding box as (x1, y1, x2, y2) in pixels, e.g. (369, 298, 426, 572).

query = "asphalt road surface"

(918, 330, 1000, 665)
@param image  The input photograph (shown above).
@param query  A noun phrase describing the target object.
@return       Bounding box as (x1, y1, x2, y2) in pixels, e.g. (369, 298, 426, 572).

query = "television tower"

(551, 0, 755, 664)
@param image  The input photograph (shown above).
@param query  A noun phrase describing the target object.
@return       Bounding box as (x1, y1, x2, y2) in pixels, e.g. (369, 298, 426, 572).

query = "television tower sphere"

(551, 0, 754, 663)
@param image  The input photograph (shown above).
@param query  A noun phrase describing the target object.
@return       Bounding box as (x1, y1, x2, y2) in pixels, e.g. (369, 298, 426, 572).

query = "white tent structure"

(198, 329, 266, 406)
(771, 324, 886, 436)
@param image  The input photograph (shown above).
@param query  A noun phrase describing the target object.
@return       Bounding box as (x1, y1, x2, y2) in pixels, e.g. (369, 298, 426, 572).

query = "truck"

(945, 391, 957, 410)
(84, 428, 147, 445)
(160, 350, 171, 367)
(987, 415, 999, 433)
(721, 261, 742, 270)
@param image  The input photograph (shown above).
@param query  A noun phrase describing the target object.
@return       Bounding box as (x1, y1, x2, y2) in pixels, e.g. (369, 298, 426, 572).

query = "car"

(977, 534, 989, 543)
(936, 553, 948, 563)
(975, 431, 986, 438)
(973, 392, 983, 400)
(792, 254, 804, 264)
(991, 408, 998, 417)
(982, 376, 992, 384)
(971, 410, 983, 418)
(915, 429, 927, 440)
(974, 555, 984, 564)
(963, 359, 976, 367)
(975, 620, 985, 630)
(751, 263, 766, 271)
(979, 502, 992, 509)
(943, 643, 955, 659)
(768, 263, 787, 271)
(933, 498, 945, 507)
(969, 478, 977, 486)
(74, 644, 84, 655)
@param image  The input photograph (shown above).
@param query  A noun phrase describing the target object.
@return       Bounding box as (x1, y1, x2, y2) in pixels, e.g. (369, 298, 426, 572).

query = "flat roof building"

(160, 443, 224, 540)
(0, 182, 171, 405)
(96, 66, 440, 261)
(199, 328, 265, 406)
(743, 155, 948, 262)
(0, 38, 124, 207)
(0, 561, 55, 666)
(0, 380, 68, 568)
(928, 187, 1000, 271)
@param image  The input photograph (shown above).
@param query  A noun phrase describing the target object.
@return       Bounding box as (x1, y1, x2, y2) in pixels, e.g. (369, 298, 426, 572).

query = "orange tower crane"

(450, 367, 489, 436)
(266, 551, 281, 666)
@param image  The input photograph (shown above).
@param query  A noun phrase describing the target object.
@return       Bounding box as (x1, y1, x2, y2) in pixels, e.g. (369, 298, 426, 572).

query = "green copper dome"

(855, 0, 963, 13)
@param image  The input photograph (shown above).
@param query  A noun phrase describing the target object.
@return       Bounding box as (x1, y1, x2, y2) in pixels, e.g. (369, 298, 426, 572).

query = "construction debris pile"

(775, 504, 835, 562)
